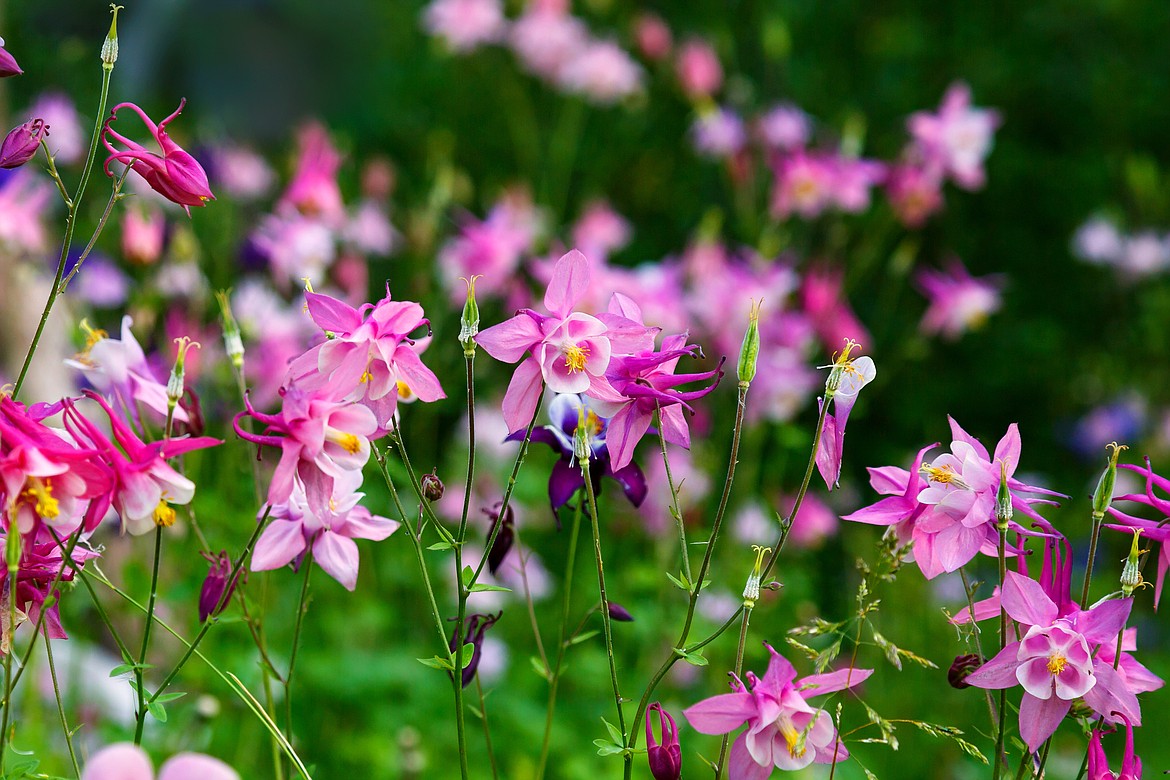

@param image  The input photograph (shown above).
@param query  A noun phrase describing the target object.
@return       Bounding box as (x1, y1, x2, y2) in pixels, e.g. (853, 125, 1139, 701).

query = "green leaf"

(426, 541, 453, 551)
(665, 571, 688, 591)
(673, 648, 708, 666)
(593, 739, 624, 757)
(568, 630, 600, 646)
(154, 691, 187, 704)
(469, 583, 512, 593)
(461, 565, 474, 587)
(417, 655, 455, 671)
(146, 699, 168, 723)
(601, 717, 623, 745)
(529, 655, 550, 681)
(459, 643, 476, 669)
(108, 663, 136, 678)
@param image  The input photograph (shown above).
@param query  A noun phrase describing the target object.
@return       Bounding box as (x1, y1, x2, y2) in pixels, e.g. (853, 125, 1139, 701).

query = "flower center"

(1046, 653, 1067, 675)
(920, 463, 971, 490)
(153, 499, 176, 528)
(23, 479, 59, 521)
(564, 344, 590, 373)
(777, 718, 807, 759)
(397, 380, 415, 400)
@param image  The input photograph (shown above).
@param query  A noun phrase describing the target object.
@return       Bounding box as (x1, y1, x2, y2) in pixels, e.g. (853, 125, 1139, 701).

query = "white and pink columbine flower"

(907, 82, 1000, 190)
(916, 258, 1004, 340)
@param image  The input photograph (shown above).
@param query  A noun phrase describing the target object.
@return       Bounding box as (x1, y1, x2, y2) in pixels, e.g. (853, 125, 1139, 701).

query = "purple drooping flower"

(0, 118, 48, 169)
(646, 702, 681, 780)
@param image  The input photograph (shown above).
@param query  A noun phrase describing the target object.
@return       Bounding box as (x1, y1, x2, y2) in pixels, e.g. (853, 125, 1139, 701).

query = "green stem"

(0, 563, 18, 767)
(657, 407, 692, 584)
(474, 674, 500, 780)
(457, 353, 476, 542)
(993, 529, 1009, 780)
(536, 501, 582, 780)
(581, 458, 627, 742)
(1081, 513, 1105, 607)
(44, 628, 81, 779)
(57, 166, 131, 294)
(13, 60, 113, 399)
(133, 526, 165, 745)
(957, 568, 999, 740)
(715, 607, 753, 779)
(283, 547, 313, 766)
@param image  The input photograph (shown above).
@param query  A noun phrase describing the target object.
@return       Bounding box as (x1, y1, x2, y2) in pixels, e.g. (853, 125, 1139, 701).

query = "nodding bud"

(994, 460, 1013, 530)
(448, 611, 501, 687)
(608, 602, 634, 622)
(737, 299, 761, 387)
(167, 336, 200, 409)
(199, 550, 241, 622)
(102, 5, 123, 68)
(947, 653, 982, 689)
(215, 290, 245, 369)
(5, 527, 23, 574)
(1092, 442, 1127, 520)
(0, 119, 48, 169)
(742, 544, 771, 608)
(1121, 529, 1144, 597)
(482, 501, 515, 576)
(421, 472, 445, 502)
(459, 275, 480, 356)
(645, 703, 682, 780)
(0, 39, 23, 78)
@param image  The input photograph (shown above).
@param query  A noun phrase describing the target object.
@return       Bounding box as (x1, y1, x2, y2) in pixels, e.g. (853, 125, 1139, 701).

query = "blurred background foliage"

(3, 0, 1170, 778)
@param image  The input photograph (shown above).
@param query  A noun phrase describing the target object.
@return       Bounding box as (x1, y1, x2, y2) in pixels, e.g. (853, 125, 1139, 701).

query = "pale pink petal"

(993, 423, 1021, 475)
(1018, 693, 1069, 751)
(1001, 571, 1059, 627)
(251, 520, 307, 571)
(501, 358, 545, 434)
(964, 643, 1022, 690)
(798, 667, 873, 696)
(394, 348, 446, 402)
(476, 314, 544, 363)
(728, 733, 772, 780)
(606, 404, 651, 472)
(658, 404, 691, 450)
(158, 753, 240, 780)
(543, 249, 590, 317)
(314, 532, 360, 590)
(82, 743, 154, 780)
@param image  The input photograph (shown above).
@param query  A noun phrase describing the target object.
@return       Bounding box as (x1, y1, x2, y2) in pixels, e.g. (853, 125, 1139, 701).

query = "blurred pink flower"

(571, 200, 631, 262)
(121, 205, 166, 265)
(675, 38, 723, 98)
(0, 170, 53, 253)
(1072, 216, 1124, 266)
(632, 13, 673, 61)
(28, 92, 84, 164)
(758, 104, 811, 151)
(885, 161, 943, 227)
(692, 108, 746, 159)
(770, 149, 835, 219)
(438, 199, 538, 302)
(209, 143, 276, 201)
(422, 0, 506, 52)
(559, 39, 643, 104)
(916, 258, 1004, 340)
(800, 266, 871, 355)
(908, 82, 1000, 190)
(252, 211, 336, 288)
(510, 5, 588, 82)
(279, 122, 345, 223)
(82, 743, 239, 780)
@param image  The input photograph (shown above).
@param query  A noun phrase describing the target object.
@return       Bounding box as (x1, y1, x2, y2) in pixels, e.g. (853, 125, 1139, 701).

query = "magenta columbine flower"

(684, 643, 872, 777)
(0, 118, 47, 169)
(476, 249, 647, 433)
(964, 571, 1138, 751)
(82, 742, 239, 780)
(916, 258, 1004, 340)
(907, 82, 1000, 190)
(646, 702, 682, 780)
(1087, 716, 1142, 780)
(0, 39, 21, 78)
(102, 99, 214, 214)
(422, 0, 506, 53)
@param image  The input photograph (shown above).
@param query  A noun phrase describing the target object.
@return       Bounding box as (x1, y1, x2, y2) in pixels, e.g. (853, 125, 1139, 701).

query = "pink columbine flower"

(0, 118, 48, 169)
(885, 161, 944, 227)
(907, 82, 1000, 190)
(234, 385, 378, 510)
(632, 13, 673, 61)
(476, 249, 647, 433)
(29, 92, 84, 164)
(208, 143, 276, 201)
(964, 571, 1138, 751)
(571, 200, 631, 263)
(1087, 716, 1142, 780)
(0, 38, 20, 78)
(684, 643, 872, 776)
(64, 392, 220, 536)
(422, 0, 507, 53)
(558, 39, 644, 105)
(758, 104, 811, 151)
(646, 702, 682, 780)
(770, 149, 836, 219)
(278, 122, 344, 223)
(815, 340, 876, 490)
(102, 99, 214, 214)
(0, 170, 53, 253)
(800, 267, 871, 355)
(438, 199, 538, 303)
(829, 156, 887, 213)
(916, 258, 1004, 340)
(252, 469, 399, 591)
(0, 531, 100, 651)
(1107, 458, 1170, 606)
(675, 38, 723, 98)
(509, 4, 588, 83)
(286, 288, 445, 429)
(82, 742, 239, 780)
(121, 205, 166, 265)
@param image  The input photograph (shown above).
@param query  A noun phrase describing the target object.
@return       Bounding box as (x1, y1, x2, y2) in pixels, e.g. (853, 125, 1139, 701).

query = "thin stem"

(715, 607, 752, 779)
(827, 619, 867, 780)
(514, 530, 548, 671)
(0, 564, 18, 766)
(283, 547, 313, 764)
(40, 138, 73, 209)
(43, 629, 81, 779)
(264, 669, 286, 780)
(536, 501, 582, 780)
(13, 62, 113, 399)
(957, 567, 999, 736)
(581, 459, 627, 741)
(10, 528, 84, 692)
(993, 529, 1009, 780)
(657, 407, 691, 584)
(474, 674, 500, 780)
(133, 526, 165, 745)
(57, 166, 131, 294)
(1032, 739, 1051, 779)
(1081, 513, 1105, 607)
(457, 353, 476, 542)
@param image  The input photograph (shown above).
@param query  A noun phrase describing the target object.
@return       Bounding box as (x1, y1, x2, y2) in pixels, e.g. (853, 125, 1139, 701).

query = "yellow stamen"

(563, 344, 590, 373)
(778, 718, 807, 759)
(1106, 441, 1128, 466)
(397, 381, 414, 400)
(74, 319, 109, 364)
(23, 479, 59, 520)
(153, 500, 176, 528)
(919, 463, 972, 491)
(338, 433, 361, 455)
(1046, 654, 1067, 675)
(585, 409, 603, 436)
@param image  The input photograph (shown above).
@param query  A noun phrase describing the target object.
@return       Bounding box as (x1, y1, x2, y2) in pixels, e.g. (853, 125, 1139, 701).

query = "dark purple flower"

(646, 702, 681, 780)
(511, 393, 647, 524)
(199, 550, 241, 622)
(0, 41, 21, 78)
(482, 501, 514, 576)
(0, 119, 47, 169)
(947, 653, 981, 689)
(608, 602, 634, 622)
(448, 611, 501, 688)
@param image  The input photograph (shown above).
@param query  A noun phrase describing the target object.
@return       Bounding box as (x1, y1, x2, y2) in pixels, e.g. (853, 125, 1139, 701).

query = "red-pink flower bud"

(0, 119, 47, 169)
(199, 550, 241, 622)
(0, 40, 21, 78)
(646, 702, 681, 780)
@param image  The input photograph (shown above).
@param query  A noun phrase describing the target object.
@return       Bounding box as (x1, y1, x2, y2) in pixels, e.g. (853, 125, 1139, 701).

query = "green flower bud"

(460, 275, 481, 356)
(742, 544, 771, 608)
(1091, 442, 1127, 521)
(215, 290, 245, 370)
(1121, 529, 1144, 598)
(995, 460, 1013, 530)
(737, 299, 761, 387)
(102, 5, 123, 69)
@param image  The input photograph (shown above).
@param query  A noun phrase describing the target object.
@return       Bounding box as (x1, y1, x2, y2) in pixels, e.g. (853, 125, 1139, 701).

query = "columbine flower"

(964, 571, 1138, 751)
(907, 82, 1000, 190)
(675, 38, 723, 98)
(516, 393, 647, 520)
(285, 287, 445, 430)
(102, 99, 214, 214)
(770, 149, 836, 219)
(0, 39, 21, 78)
(758, 104, 811, 151)
(476, 249, 645, 433)
(28, 92, 84, 164)
(1107, 457, 1170, 606)
(422, 0, 506, 53)
(198, 551, 240, 622)
(692, 108, 747, 159)
(252, 469, 399, 591)
(916, 258, 1004, 340)
(684, 643, 872, 776)
(815, 339, 876, 490)
(0, 118, 48, 169)
(558, 39, 644, 105)
(278, 122, 344, 223)
(1087, 716, 1142, 780)
(448, 611, 501, 687)
(646, 702, 682, 780)
(885, 161, 944, 227)
(81, 742, 239, 780)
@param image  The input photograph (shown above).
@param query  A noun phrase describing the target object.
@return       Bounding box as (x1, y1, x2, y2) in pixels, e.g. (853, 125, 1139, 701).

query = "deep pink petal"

(993, 423, 1022, 475)
(543, 249, 590, 317)
(1085, 661, 1141, 726)
(305, 291, 362, 333)
(682, 692, 755, 734)
(1001, 570, 1059, 627)
(394, 348, 446, 402)
(1078, 599, 1133, 645)
(1019, 693, 1069, 751)
(501, 358, 545, 434)
(798, 667, 873, 696)
(964, 643, 1022, 690)
(606, 404, 651, 473)
(476, 314, 543, 363)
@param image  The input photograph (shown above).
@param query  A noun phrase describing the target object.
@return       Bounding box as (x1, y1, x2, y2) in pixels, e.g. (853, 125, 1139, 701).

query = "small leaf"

(601, 717, 623, 745)
(469, 583, 512, 593)
(146, 699, 168, 723)
(417, 656, 454, 671)
(154, 691, 187, 704)
(568, 630, 600, 646)
(529, 655, 550, 680)
(109, 663, 136, 678)
(593, 739, 624, 757)
(665, 571, 688, 591)
(427, 541, 453, 551)
(674, 648, 709, 666)
(461, 565, 474, 587)
(459, 643, 476, 669)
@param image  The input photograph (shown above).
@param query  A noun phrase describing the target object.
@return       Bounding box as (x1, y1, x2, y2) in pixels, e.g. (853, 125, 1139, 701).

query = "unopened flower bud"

(608, 602, 635, 622)
(947, 653, 982, 689)
(994, 460, 1013, 530)
(742, 544, 771, 608)
(199, 550, 242, 622)
(5, 527, 23, 574)
(0, 119, 48, 169)
(482, 501, 515, 576)
(167, 336, 200, 409)
(0, 38, 23, 78)
(101, 5, 123, 68)
(460, 275, 481, 356)
(421, 472, 445, 502)
(573, 407, 591, 462)
(737, 299, 761, 387)
(1092, 442, 1127, 520)
(645, 702, 682, 780)
(215, 290, 245, 369)
(1121, 529, 1144, 597)
(448, 611, 501, 687)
